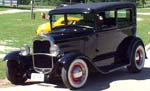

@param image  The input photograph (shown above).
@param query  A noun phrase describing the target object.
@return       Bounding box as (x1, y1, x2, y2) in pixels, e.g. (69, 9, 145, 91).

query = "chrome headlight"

(50, 44, 60, 57)
(20, 44, 30, 56)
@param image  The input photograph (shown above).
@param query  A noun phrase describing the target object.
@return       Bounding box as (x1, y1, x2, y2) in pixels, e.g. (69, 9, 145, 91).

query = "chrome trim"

(33, 34, 60, 57)
(34, 67, 52, 74)
(32, 53, 58, 57)
(33, 34, 54, 46)
(32, 53, 54, 74)
(32, 34, 58, 74)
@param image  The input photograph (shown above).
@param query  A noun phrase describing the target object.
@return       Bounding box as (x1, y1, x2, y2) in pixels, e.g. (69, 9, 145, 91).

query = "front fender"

(58, 52, 90, 65)
(3, 51, 20, 61)
(57, 52, 98, 73)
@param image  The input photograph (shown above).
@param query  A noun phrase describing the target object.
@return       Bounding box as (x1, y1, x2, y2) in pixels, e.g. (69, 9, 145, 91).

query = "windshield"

(50, 13, 95, 29)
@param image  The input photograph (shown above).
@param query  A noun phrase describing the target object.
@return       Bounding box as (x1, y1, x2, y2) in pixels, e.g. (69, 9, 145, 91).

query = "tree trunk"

(2, 0, 4, 5)
(142, 0, 145, 8)
(41, 0, 43, 6)
(10, 0, 12, 6)
(31, 0, 35, 19)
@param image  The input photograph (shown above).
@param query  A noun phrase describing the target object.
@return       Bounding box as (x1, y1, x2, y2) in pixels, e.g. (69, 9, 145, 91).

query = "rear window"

(117, 9, 132, 27)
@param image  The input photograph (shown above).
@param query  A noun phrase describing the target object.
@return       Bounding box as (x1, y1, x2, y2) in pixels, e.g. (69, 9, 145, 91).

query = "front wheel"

(61, 59, 89, 89)
(127, 42, 145, 73)
(6, 60, 27, 85)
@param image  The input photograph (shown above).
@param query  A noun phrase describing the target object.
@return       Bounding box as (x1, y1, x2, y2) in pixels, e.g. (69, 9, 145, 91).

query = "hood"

(49, 26, 94, 43)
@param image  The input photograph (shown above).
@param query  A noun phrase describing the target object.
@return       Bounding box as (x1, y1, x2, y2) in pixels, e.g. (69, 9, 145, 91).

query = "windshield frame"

(49, 13, 96, 30)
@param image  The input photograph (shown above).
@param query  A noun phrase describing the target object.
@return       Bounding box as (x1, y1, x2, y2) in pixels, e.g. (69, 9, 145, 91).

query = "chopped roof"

(49, 2, 136, 14)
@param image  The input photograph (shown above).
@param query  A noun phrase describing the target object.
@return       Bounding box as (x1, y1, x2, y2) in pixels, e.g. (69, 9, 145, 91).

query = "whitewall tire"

(61, 59, 89, 89)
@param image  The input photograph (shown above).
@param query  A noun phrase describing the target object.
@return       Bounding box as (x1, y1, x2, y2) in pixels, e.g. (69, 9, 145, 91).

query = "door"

(93, 10, 119, 68)
(94, 9, 133, 69)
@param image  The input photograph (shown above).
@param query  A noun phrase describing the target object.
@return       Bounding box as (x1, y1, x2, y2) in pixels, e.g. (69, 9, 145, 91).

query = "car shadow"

(73, 67, 150, 91)
(23, 67, 150, 91)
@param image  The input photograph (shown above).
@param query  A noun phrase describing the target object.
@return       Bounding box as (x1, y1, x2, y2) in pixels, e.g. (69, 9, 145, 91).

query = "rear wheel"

(6, 60, 27, 84)
(61, 59, 89, 89)
(127, 42, 145, 73)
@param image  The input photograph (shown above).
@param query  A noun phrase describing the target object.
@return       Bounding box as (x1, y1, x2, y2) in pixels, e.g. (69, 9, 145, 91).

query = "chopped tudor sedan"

(4, 2, 146, 89)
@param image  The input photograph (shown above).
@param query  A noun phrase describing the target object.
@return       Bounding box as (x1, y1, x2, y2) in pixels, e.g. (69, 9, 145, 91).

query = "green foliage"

(18, 0, 31, 5)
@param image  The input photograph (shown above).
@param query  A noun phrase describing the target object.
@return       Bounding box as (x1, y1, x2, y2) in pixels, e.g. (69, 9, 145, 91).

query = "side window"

(97, 10, 116, 30)
(105, 11, 115, 18)
(117, 9, 132, 28)
(75, 14, 95, 27)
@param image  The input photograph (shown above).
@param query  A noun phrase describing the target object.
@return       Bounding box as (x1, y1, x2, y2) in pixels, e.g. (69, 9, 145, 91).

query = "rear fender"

(127, 37, 147, 59)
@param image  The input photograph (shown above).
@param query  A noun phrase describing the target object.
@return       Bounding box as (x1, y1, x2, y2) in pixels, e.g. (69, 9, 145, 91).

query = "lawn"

(137, 8, 150, 13)
(0, 59, 6, 79)
(0, 7, 10, 11)
(137, 14, 150, 45)
(0, 6, 16, 11)
(0, 12, 49, 79)
(0, 12, 48, 48)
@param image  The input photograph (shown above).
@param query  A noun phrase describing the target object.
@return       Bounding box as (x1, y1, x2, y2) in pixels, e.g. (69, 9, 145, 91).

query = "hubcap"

(71, 64, 85, 83)
(135, 45, 145, 69)
(68, 59, 88, 88)
(135, 50, 142, 65)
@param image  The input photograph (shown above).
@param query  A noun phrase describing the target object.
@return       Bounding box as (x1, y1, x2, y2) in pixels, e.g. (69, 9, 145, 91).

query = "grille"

(33, 54, 52, 68)
(33, 40, 52, 69)
(33, 40, 50, 53)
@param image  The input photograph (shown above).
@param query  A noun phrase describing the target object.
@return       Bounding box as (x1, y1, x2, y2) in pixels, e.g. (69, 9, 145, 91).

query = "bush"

(18, 0, 31, 5)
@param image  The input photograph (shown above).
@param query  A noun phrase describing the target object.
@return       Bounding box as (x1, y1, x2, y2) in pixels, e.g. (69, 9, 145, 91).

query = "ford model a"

(4, 2, 146, 89)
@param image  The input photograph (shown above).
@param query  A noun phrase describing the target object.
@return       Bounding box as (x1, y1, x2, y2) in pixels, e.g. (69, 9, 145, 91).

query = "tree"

(142, 0, 146, 8)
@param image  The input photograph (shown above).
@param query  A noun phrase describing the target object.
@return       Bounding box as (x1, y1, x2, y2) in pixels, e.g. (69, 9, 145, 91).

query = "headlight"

(50, 44, 60, 57)
(20, 44, 30, 56)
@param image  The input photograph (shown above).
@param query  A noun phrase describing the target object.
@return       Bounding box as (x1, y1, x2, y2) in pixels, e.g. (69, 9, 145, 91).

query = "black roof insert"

(49, 2, 136, 14)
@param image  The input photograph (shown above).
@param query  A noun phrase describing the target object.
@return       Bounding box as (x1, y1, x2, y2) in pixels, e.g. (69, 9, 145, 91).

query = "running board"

(97, 63, 130, 74)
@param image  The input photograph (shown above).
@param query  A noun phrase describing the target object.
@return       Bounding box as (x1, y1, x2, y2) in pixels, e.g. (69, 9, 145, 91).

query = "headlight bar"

(20, 44, 30, 56)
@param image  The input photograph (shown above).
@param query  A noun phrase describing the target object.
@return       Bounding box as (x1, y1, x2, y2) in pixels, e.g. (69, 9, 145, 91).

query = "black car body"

(4, 2, 146, 89)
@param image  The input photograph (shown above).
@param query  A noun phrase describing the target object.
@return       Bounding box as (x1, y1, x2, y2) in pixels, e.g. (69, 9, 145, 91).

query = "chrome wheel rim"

(68, 59, 88, 88)
(135, 45, 145, 70)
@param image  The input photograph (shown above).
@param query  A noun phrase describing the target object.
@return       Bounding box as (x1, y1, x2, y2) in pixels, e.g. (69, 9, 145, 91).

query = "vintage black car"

(4, 2, 146, 89)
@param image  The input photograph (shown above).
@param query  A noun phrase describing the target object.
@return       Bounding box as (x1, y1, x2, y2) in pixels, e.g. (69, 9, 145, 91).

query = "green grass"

(137, 15, 150, 45)
(0, 12, 48, 47)
(137, 8, 150, 13)
(0, 59, 6, 79)
(0, 5, 17, 11)
(0, 7, 10, 11)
